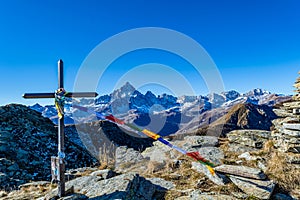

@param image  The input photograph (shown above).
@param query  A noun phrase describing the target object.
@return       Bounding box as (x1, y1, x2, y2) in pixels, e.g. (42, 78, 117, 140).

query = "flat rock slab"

(283, 123, 300, 130)
(229, 175, 275, 200)
(272, 117, 300, 127)
(188, 190, 238, 200)
(283, 101, 300, 108)
(214, 164, 266, 180)
(283, 123, 300, 131)
(43, 173, 160, 200)
(282, 128, 300, 137)
(273, 109, 295, 118)
(182, 136, 219, 150)
(191, 162, 229, 185)
(227, 130, 271, 149)
(272, 136, 300, 153)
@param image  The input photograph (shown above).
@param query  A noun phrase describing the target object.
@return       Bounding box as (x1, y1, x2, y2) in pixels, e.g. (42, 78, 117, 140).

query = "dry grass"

(134, 153, 244, 200)
(220, 139, 300, 197)
(98, 143, 116, 170)
(219, 140, 240, 165)
(265, 151, 300, 192)
(0, 183, 53, 200)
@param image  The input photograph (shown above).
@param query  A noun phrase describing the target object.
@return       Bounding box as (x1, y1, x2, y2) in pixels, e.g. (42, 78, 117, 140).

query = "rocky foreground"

(0, 104, 98, 190)
(1, 130, 300, 199)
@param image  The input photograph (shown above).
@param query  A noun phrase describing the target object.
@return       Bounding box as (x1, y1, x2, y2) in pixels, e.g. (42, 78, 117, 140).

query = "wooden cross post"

(23, 59, 98, 197)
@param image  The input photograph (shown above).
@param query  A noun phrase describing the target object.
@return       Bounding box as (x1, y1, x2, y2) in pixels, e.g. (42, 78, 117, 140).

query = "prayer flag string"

(72, 104, 215, 175)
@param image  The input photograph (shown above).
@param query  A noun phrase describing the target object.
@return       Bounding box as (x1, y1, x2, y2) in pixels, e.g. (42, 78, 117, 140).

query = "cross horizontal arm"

(23, 92, 98, 99)
(66, 92, 98, 98)
(23, 93, 55, 99)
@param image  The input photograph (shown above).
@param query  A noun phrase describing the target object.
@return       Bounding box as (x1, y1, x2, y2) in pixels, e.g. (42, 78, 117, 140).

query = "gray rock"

(182, 136, 219, 150)
(0, 173, 9, 184)
(238, 152, 256, 161)
(59, 193, 88, 200)
(147, 177, 175, 190)
(142, 141, 170, 163)
(214, 164, 266, 180)
(0, 131, 11, 139)
(7, 163, 19, 171)
(66, 167, 98, 175)
(273, 117, 300, 127)
(272, 133, 300, 153)
(272, 193, 294, 200)
(283, 101, 300, 108)
(197, 147, 224, 165)
(0, 142, 9, 152)
(282, 129, 300, 137)
(273, 109, 295, 118)
(16, 149, 29, 160)
(0, 104, 98, 190)
(227, 142, 258, 153)
(90, 169, 116, 179)
(231, 192, 249, 199)
(191, 162, 229, 185)
(115, 146, 146, 173)
(189, 190, 237, 200)
(46, 173, 157, 200)
(227, 130, 271, 149)
(257, 161, 267, 171)
(293, 108, 300, 115)
(147, 177, 175, 199)
(229, 175, 275, 200)
(283, 123, 300, 131)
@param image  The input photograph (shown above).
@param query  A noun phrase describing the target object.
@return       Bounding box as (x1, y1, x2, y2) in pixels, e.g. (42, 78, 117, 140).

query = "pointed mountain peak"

(112, 82, 137, 100)
(120, 82, 136, 92)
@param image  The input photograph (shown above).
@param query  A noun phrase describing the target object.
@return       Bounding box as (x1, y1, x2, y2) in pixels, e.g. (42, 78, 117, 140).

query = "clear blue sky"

(0, 0, 299, 105)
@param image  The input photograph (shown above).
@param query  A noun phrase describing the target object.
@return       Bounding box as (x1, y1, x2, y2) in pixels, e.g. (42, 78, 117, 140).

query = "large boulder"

(43, 173, 170, 200)
(229, 175, 275, 200)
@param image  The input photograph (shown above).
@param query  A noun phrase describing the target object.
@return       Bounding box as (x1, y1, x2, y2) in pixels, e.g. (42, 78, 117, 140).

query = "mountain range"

(29, 82, 291, 136)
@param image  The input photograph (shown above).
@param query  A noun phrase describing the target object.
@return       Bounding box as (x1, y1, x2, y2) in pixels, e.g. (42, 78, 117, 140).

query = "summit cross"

(23, 59, 98, 197)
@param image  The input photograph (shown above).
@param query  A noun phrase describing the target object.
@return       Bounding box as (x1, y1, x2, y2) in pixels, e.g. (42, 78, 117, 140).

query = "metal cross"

(23, 59, 98, 197)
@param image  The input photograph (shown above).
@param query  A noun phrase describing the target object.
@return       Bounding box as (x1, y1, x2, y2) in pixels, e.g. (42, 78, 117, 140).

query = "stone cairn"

(272, 71, 300, 154)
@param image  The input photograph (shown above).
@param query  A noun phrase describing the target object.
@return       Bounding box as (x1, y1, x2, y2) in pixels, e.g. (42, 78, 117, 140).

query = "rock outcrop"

(271, 72, 300, 154)
(0, 104, 98, 190)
